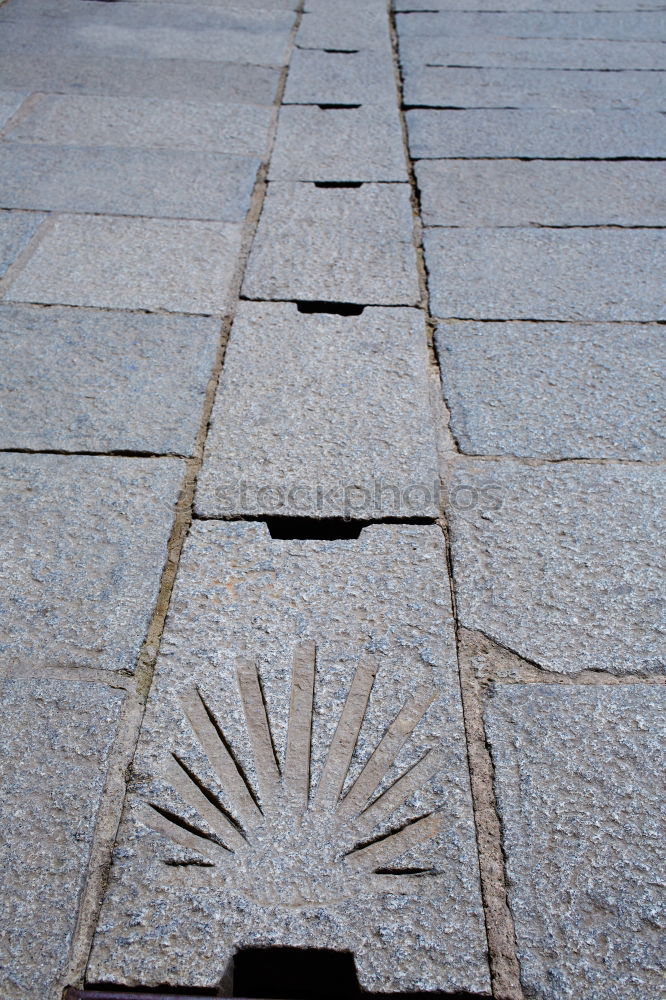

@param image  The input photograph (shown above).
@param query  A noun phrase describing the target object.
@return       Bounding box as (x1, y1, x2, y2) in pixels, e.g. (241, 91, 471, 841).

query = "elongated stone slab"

(436, 321, 666, 461)
(0, 91, 25, 128)
(243, 183, 420, 305)
(196, 302, 438, 518)
(417, 161, 666, 227)
(396, 0, 661, 8)
(446, 458, 665, 675)
(284, 49, 397, 105)
(397, 10, 666, 41)
(87, 522, 490, 995)
(270, 105, 408, 181)
(424, 228, 666, 321)
(0, 675, 125, 1000)
(485, 684, 666, 1000)
(0, 454, 183, 672)
(296, 2, 391, 51)
(0, 304, 219, 455)
(0, 210, 44, 279)
(406, 109, 666, 158)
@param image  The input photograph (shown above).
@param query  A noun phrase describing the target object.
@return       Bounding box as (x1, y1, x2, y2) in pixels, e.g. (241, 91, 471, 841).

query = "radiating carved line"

(180, 688, 263, 829)
(345, 812, 443, 872)
(338, 688, 434, 820)
(143, 802, 234, 863)
(237, 657, 281, 807)
(314, 655, 379, 811)
(284, 641, 316, 808)
(353, 749, 438, 836)
(167, 754, 247, 852)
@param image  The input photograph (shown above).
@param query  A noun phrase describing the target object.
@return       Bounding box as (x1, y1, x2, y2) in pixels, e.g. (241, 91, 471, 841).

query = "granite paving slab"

(0, 90, 25, 129)
(0, 304, 219, 455)
(424, 228, 666, 321)
(416, 161, 666, 227)
(395, 0, 662, 8)
(446, 458, 665, 675)
(87, 521, 490, 995)
(0, 145, 259, 222)
(121, 0, 297, 6)
(196, 302, 438, 519)
(243, 183, 420, 305)
(0, 210, 45, 280)
(402, 65, 666, 111)
(0, 675, 125, 1000)
(296, 2, 391, 52)
(269, 105, 408, 181)
(436, 321, 666, 461)
(6, 95, 274, 156)
(485, 684, 666, 1000)
(0, 454, 184, 672)
(284, 48, 397, 105)
(396, 10, 666, 41)
(5, 215, 244, 315)
(406, 109, 666, 158)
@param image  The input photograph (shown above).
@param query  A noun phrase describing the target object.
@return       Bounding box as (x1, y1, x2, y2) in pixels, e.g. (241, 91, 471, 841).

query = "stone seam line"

(57, 4, 307, 995)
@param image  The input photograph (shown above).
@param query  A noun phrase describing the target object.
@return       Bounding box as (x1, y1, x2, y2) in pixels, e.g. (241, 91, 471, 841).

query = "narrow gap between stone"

(313, 181, 364, 188)
(263, 516, 434, 540)
(296, 300, 366, 315)
(318, 103, 363, 110)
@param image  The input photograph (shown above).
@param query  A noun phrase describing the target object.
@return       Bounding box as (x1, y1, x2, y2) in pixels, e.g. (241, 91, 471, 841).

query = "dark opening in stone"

(265, 517, 364, 540)
(295, 301, 365, 316)
(233, 948, 359, 999)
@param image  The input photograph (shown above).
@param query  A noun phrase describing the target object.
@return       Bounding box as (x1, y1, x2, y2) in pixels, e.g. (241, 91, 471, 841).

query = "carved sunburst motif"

(144, 642, 443, 905)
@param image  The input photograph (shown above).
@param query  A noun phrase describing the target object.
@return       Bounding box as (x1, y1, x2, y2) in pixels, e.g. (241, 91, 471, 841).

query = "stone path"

(0, 1, 663, 999)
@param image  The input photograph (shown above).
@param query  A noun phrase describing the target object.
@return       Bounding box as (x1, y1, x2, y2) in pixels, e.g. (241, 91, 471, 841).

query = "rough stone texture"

(270, 105, 408, 181)
(406, 109, 666, 159)
(396, 0, 663, 8)
(0, 454, 184, 672)
(196, 303, 438, 518)
(485, 684, 666, 1000)
(0, 675, 125, 1000)
(446, 458, 665, 675)
(0, 210, 44, 279)
(424, 228, 666, 321)
(122, 0, 297, 6)
(243, 183, 420, 305)
(5, 215, 244, 314)
(0, 90, 25, 128)
(0, 304, 219, 455)
(416, 161, 666, 227)
(296, 2, 391, 51)
(402, 65, 666, 111)
(88, 521, 490, 995)
(0, 144, 259, 222)
(397, 10, 666, 41)
(436, 321, 666, 461)
(284, 48, 397, 105)
(6, 95, 274, 156)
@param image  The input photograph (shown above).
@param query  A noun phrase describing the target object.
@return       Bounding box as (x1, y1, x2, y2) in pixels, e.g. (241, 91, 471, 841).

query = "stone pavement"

(0, 1, 663, 999)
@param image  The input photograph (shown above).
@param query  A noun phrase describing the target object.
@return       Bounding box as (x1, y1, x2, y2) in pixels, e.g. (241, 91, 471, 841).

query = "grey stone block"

(0, 90, 25, 128)
(416, 161, 666, 227)
(396, 0, 661, 8)
(0, 304, 219, 455)
(0, 210, 44, 279)
(243, 183, 420, 305)
(0, 675, 125, 1000)
(397, 10, 666, 41)
(296, 2, 391, 52)
(196, 302, 438, 519)
(436, 321, 666, 461)
(446, 458, 665, 674)
(485, 684, 666, 1000)
(5, 215, 244, 315)
(87, 521, 489, 995)
(0, 454, 184, 672)
(424, 228, 666, 321)
(0, 144, 259, 222)
(269, 105, 408, 181)
(121, 0, 296, 6)
(406, 109, 666, 158)
(284, 48, 397, 105)
(6, 95, 274, 156)
(402, 65, 666, 111)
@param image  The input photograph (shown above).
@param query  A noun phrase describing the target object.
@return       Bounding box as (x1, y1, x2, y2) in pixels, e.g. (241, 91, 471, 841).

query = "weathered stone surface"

(123, 0, 296, 6)
(424, 228, 666, 321)
(88, 521, 489, 995)
(436, 321, 666, 461)
(0, 144, 259, 222)
(0, 675, 125, 1000)
(396, 0, 662, 8)
(243, 183, 420, 305)
(446, 458, 665, 675)
(0, 304, 219, 455)
(7, 95, 274, 156)
(0, 91, 25, 128)
(0, 210, 44, 279)
(270, 105, 407, 181)
(485, 683, 666, 1000)
(196, 302, 438, 518)
(6, 215, 244, 314)
(417, 161, 666, 227)
(284, 48, 397, 105)
(397, 10, 666, 41)
(406, 109, 666, 158)
(0, 454, 183, 672)
(402, 65, 666, 111)
(296, 2, 391, 51)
